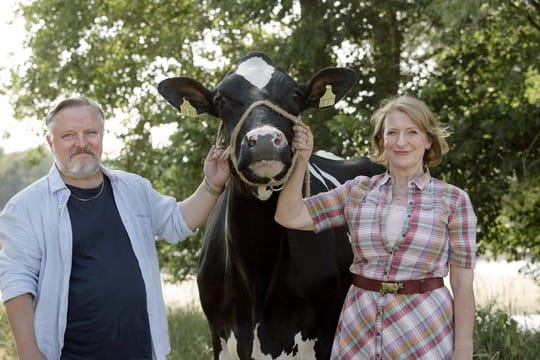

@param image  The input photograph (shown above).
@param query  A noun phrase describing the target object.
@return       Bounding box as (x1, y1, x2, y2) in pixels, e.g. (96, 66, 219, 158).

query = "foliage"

(421, 0, 540, 274)
(474, 306, 540, 359)
(4, 0, 540, 279)
(0, 147, 52, 209)
(494, 176, 540, 274)
(0, 305, 16, 359)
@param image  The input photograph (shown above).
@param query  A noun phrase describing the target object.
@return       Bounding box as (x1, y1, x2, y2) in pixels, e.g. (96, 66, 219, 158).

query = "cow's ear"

(158, 77, 218, 117)
(301, 68, 357, 110)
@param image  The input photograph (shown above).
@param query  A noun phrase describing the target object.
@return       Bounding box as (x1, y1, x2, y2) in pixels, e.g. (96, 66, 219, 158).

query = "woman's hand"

(292, 123, 313, 162)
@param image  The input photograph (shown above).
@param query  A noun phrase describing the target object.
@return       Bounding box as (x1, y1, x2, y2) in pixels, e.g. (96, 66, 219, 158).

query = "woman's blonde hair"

(369, 95, 450, 167)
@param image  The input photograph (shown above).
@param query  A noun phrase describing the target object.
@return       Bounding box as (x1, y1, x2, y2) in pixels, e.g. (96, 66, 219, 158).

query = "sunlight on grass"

(167, 305, 212, 360)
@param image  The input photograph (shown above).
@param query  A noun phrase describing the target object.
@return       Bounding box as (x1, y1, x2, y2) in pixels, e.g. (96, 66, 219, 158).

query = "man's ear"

(46, 134, 53, 150)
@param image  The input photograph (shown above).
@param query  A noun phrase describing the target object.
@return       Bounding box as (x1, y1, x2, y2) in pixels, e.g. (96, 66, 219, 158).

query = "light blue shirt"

(0, 164, 194, 359)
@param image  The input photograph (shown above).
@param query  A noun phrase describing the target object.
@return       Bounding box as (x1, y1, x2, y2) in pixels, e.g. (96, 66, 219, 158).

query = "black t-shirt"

(61, 176, 152, 360)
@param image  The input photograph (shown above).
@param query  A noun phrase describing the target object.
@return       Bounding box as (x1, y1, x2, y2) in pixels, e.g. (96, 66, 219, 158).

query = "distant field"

(162, 258, 540, 329)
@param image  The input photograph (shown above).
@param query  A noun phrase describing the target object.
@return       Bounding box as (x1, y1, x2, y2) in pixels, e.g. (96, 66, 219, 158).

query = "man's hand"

(203, 145, 230, 191)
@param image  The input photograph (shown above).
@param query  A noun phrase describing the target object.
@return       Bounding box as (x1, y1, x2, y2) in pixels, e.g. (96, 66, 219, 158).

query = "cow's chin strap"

(215, 100, 310, 197)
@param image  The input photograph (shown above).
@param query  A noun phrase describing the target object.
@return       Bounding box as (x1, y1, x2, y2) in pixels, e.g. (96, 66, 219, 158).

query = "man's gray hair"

(46, 97, 105, 130)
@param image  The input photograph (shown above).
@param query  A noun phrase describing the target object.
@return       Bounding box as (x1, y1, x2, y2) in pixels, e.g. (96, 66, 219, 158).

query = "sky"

(0, 0, 178, 158)
(0, 0, 43, 154)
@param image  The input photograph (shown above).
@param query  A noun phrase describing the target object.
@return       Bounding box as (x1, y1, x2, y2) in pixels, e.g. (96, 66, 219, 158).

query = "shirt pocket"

(346, 195, 379, 240)
(409, 199, 449, 255)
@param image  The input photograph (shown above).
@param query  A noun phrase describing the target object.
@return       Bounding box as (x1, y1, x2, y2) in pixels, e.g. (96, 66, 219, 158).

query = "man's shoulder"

(103, 167, 152, 189)
(7, 174, 51, 205)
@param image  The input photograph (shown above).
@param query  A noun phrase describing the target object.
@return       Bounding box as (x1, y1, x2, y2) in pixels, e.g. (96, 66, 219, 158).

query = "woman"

(275, 95, 476, 359)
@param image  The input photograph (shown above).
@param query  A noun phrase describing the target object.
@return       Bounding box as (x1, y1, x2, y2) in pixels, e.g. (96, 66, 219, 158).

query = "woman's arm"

(274, 124, 315, 231)
(449, 265, 475, 360)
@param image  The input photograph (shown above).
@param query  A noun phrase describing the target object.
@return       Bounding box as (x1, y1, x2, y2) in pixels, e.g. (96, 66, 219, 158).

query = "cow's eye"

(290, 89, 303, 103)
(214, 93, 226, 109)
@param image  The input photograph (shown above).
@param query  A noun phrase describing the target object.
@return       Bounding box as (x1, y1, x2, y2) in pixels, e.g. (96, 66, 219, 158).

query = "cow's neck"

(224, 179, 284, 288)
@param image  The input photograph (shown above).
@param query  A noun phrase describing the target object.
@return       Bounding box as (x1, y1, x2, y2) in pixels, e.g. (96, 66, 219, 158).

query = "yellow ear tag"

(180, 98, 197, 117)
(319, 84, 336, 108)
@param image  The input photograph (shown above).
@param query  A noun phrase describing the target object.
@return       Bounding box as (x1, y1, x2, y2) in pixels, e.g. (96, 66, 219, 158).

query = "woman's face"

(383, 110, 432, 175)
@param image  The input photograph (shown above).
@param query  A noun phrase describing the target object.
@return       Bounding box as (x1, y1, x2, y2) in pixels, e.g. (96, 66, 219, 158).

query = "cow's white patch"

(218, 326, 318, 359)
(236, 56, 275, 89)
(314, 150, 344, 160)
(249, 160, 285, 179)
(308, 163, 342, 189)
(256, 186, 273, 201)
(219, 332, 240, 360)
(246, 125, 287, 143)
(252, 324, 318, 359)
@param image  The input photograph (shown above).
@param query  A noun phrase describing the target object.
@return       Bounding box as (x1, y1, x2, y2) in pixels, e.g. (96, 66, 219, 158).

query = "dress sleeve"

(448, 189, 477, 268)
(304, 177, 367, 234)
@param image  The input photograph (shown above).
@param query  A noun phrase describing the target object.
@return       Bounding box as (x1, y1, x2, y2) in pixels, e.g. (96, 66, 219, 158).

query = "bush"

(474, 307, 540, 359)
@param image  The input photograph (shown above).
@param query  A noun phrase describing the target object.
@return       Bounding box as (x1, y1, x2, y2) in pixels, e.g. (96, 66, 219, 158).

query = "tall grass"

(0, 308, 15, 359)
(167, 305, 212, 360)
(0, 304, 538, 359)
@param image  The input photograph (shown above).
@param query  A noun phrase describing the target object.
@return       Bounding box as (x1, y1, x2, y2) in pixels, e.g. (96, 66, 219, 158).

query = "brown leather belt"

(352, 274, 444, 295)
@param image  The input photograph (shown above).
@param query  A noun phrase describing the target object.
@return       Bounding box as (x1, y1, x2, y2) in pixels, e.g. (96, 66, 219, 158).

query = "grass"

(0, 305, 213, 360)
(0, 309, 15, 359)
(0, 294, 539, 359)
(166, 305, 213, 360)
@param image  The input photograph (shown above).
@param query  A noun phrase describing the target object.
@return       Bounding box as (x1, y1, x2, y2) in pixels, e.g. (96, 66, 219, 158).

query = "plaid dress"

(305, 170, 477, 360)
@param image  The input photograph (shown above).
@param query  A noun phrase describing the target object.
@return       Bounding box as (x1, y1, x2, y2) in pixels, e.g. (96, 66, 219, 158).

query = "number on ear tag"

(180, 98, 197, 117)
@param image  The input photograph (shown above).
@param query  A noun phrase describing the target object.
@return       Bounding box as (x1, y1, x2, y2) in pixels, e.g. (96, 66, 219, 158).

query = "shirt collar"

(380, 167, 431, 190)
(47, 163, 116, 194)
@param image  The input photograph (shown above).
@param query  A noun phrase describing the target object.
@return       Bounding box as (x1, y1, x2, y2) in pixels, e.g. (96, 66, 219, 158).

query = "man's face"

(46, 105, 104, 181)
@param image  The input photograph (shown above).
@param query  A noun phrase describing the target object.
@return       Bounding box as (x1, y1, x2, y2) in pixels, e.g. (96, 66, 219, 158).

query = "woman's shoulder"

(430, 176, 471, 202)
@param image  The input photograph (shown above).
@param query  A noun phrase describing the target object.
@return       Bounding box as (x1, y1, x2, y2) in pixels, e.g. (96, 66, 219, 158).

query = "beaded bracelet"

(203, 178, 224, 196)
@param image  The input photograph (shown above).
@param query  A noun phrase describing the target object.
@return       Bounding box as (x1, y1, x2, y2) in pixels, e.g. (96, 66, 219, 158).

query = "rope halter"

(215, 100, 310, 197)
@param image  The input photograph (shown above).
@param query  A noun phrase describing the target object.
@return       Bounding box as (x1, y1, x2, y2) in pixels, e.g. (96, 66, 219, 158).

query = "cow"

(158, 52, 384, 359)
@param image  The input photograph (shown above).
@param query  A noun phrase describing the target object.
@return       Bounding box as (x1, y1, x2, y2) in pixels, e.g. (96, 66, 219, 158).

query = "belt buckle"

(380, 282, 403, 295)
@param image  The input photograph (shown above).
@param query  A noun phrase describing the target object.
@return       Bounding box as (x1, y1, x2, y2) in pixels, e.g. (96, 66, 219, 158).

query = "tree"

(0, 147, 52, 209)
(419, 0, 540, 273)
(6, 0, 539, 280)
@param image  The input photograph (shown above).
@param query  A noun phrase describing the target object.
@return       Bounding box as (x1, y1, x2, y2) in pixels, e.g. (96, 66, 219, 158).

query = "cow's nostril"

(248, 139, 257, 148)
(274, 135, 282, 146)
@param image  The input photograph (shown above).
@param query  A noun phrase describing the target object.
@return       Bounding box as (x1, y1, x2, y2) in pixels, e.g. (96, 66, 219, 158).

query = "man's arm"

(180, 145, 230, 230)
(4, 293, 46, 360)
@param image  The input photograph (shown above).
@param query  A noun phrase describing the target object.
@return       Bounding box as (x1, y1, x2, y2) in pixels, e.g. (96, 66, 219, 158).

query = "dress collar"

(380, 167, 431, 190)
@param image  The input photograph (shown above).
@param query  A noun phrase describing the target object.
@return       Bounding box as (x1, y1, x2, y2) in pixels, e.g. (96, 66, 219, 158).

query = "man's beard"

(56, 150, 101, 179)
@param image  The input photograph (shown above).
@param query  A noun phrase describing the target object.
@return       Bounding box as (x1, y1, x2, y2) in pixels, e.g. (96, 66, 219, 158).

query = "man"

(0, 97, 230, 359)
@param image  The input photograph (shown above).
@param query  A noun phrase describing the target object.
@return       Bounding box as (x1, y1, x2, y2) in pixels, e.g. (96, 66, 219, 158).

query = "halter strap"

(216, 100, 310, 196)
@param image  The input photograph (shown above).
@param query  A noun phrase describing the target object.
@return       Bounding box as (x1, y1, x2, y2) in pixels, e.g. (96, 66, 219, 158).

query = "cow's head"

(158, 51, 357, 200)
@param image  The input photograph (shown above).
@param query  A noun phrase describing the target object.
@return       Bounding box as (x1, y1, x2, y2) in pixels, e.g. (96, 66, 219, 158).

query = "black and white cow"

(158, 52, 384, 359)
